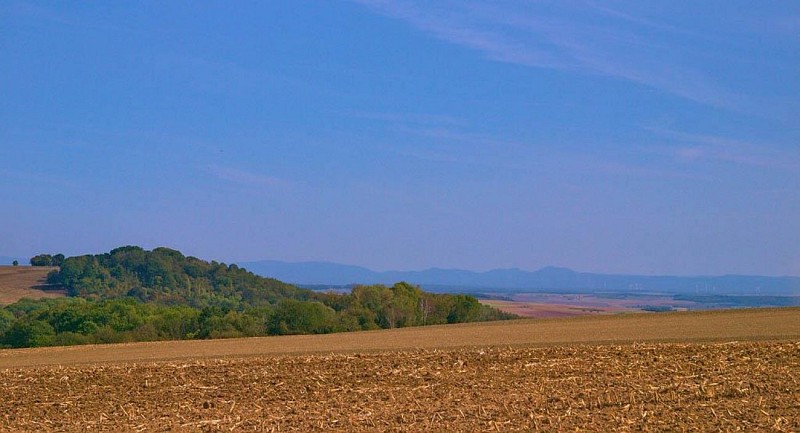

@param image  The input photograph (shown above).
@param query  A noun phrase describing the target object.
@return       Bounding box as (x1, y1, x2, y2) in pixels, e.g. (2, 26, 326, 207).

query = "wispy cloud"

(582, 2, 713, 41)
(352, 0, 766, 113)
(351, 109, 526, 149)
(592, 160, 705, 181)
(351, 109, 532, 168)
(206, 165, 291, 189)
(647, 128, 800, 170)
(353, 1, 571, 69)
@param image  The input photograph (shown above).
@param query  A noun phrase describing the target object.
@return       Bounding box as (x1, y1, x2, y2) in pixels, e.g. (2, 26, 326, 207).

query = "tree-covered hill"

(0, 247, 516, 348)
(49, 246, 304, 308)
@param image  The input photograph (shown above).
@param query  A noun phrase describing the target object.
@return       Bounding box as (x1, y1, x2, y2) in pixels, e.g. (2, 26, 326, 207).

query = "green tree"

(0, 309, 16, 335)
(152, 306, 200, 340)
(447, 295, 483, 323)
(51, 254, 65, 267)
(2, 320, 56, 348)
(339, 306, 380, 330)
(383, 282, 422, 328)
(30, 254, 53, 266)
(269, 299, 336, 335)
(351, 284, 393, 327)
(11, 260, 18, 266)
(99, 299, 148, 332)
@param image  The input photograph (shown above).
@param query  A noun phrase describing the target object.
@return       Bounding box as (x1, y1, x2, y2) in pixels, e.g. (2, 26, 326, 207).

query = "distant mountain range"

(239, 260, 800, 296)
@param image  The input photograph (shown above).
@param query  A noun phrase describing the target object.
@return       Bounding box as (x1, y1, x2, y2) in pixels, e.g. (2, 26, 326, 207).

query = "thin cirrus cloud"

(353, 110, 522, 151)
(206, 165, 292, 189)
(352, 0, 760, 113)
(646, 128, 800, 170)
(352, 110, 532, 168)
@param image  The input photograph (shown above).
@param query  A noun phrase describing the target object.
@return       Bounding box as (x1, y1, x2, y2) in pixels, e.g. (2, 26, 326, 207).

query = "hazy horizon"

(3, 252, 799, 279)
(3, 2, 798, 276)
(238, 258, 800, 279)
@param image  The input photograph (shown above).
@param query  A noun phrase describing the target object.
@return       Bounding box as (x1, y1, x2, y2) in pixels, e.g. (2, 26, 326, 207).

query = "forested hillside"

(0, 247, 515, 348)
(49, 246, 303, 308)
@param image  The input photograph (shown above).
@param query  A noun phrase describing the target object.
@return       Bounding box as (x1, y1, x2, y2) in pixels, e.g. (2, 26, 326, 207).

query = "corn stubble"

(1, 341, 797, 432)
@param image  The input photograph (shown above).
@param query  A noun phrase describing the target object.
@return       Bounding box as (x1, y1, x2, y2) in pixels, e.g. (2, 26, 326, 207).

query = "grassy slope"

(1, 307, 797, 368)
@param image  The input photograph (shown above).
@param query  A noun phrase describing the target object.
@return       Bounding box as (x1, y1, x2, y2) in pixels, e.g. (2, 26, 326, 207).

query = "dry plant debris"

(0, 341, 797, 432)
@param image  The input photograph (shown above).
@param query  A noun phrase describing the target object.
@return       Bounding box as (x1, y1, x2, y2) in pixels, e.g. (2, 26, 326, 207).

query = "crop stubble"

(0, 341, 797, 432)
(1, 308, 799, 432)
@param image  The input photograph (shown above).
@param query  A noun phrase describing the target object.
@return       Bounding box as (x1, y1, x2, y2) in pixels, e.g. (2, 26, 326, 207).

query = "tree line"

(30, 253, 65, 267)
(0, 247, 516, 348)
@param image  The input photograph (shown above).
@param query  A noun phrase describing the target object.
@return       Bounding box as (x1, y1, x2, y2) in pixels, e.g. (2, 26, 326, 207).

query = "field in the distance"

(480, 292, 699, 318)
(0, 266, 64, 304)
(480, 297, 631, 318)
(480, 291, 800, 318)
(1, 308, 798, 431)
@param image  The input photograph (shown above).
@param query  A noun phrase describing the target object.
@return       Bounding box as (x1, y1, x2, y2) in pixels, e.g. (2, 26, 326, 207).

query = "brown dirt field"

(0, 266, 65, 305)
(0, 342, 797, 432)
(0, 308, 798, 432)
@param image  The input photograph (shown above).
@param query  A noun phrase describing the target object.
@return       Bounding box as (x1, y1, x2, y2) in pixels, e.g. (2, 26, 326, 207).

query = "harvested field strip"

(1, 341, 797, 432)
(0, 307, 798, 368)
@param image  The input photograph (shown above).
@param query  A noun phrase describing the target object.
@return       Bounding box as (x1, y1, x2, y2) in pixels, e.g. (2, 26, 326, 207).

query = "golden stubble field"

(1, 308, 798, 432)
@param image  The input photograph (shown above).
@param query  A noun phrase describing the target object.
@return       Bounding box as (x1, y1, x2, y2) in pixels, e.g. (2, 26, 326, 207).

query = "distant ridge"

(239, 260, 800, 296)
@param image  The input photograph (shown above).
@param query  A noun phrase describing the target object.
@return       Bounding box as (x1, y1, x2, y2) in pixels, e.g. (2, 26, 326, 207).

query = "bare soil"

(0, 266, 65, 305)
(0, 342, 797, 432)
(0, 308, 798, 431)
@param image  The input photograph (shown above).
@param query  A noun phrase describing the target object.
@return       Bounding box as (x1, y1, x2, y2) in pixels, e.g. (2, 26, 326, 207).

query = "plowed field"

(1, 308, 798, 432)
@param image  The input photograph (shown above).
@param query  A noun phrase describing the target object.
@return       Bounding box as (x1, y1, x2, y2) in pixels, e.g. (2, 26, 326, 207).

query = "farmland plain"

(0, 308, 798, 431)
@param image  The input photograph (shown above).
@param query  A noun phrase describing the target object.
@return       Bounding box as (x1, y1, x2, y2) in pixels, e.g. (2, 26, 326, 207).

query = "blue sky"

(2, 1, 798, 276)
